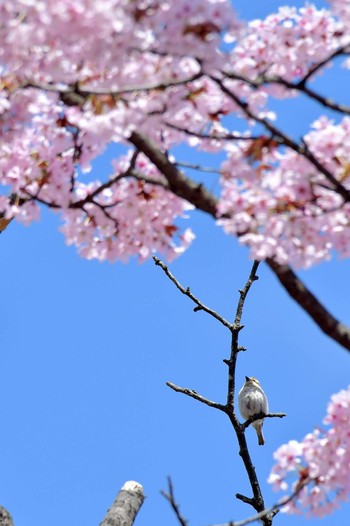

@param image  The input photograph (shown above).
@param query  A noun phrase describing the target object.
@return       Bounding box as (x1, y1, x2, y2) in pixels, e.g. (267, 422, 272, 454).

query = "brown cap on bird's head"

(245, 376, 260, 385)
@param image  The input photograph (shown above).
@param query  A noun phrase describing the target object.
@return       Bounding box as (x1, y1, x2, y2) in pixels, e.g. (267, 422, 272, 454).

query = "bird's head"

(245, 376, 261, 387)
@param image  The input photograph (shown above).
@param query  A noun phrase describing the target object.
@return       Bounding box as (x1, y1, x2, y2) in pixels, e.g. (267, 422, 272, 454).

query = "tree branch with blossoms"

(268, 385, 350, 517)
(223, 43, 350, 116)
(210, 75, 350, 202)
(2, 8, 350, 351)
(22, 70, 205, 101)
(3, 87, 350, 350)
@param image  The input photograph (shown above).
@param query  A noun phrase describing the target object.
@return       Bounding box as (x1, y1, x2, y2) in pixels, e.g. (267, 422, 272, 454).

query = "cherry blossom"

(218, 117, 350, 268)
(269, 386, 350, 517)
(328, 0, 350, 26)
(59, 153, 195, 262)
(229, 4, 347, 83)
(0, 0, 350, 268)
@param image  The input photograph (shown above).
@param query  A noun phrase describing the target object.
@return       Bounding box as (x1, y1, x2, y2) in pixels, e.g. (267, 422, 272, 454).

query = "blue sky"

(1, 1, 350, 526)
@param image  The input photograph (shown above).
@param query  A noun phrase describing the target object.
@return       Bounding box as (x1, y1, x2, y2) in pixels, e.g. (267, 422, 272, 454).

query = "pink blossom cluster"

(0, 89, 74, 221)
(0, 0, 238, 86)
(0, 1, 350, 266)
(60, 153, 195, 262)
(0, 0, 241, 261)
(0, 85, 195, 261)
(218, 117, 350, 268)
(229, 4, 347, 83)
(328, 0, 350, 26)
(269, 385, 350, 517)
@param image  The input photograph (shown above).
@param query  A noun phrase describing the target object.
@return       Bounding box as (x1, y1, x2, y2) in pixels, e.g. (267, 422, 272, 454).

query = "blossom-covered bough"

(269, 385, 350, 517)
(1, 0, 350, 520)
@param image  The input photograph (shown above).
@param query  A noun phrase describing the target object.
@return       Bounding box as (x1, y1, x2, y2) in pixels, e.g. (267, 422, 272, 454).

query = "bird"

(238, 376, 268, 446)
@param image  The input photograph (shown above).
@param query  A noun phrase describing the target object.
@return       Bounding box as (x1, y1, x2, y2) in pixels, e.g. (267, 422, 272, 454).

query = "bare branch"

(98, 481, 144, 526)
(226, 261, 260, 411)
(220, 262, 272, 523)
(166, 381, 226, 412)
(242, 412, 287, 430)
(159, 259, 273, 524)
(153, 257, 232, 330)
(161, 477, 188, 526)
(233, 261, 260, 329)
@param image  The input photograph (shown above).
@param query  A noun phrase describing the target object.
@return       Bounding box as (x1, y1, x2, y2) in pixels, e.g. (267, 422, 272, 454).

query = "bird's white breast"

(238, 385, 268, 420)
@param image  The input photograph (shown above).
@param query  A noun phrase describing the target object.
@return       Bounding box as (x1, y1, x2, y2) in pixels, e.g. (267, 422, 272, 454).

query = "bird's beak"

(245, 376, 250, 382)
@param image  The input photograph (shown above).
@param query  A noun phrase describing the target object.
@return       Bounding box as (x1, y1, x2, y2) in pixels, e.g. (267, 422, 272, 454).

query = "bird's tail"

(253, 420, 265, 446)
(257, 428, 265, 446)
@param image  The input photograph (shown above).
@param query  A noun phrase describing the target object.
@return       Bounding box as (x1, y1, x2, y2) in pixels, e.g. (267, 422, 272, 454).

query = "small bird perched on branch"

(238, 376, 268, 446)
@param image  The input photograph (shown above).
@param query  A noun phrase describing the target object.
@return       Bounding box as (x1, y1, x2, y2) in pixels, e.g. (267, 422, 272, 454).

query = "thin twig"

(299, 43, 350, 84)
(175, 161, 223, 175)
(234, 261, 260, 327)
(166, 381, 226, 412)
(209, 477, 310, 526)
(70, 150, 140, 208)
(226, 260, 260, 410)
(22, 71, 203, 100)
(224, 44, 350, 115)
(272, 79, 350, 115)
(153, 257, 232, 330)
(129, 170, 170, 189)
(161, 477, 188, 526)
(166, 122, 259, 142)
(242, 412, 287, 429)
